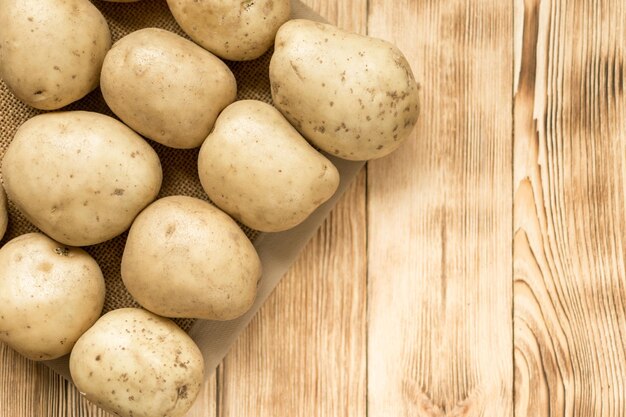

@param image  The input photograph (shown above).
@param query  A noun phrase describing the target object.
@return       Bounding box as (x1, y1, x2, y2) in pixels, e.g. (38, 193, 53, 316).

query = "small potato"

(198, 100, 340, 232)
(122, 196, 261, 320)
(0, 233, 105, 361)
(2, 111, 162, 246)
(270, 19, 420, 160)
(101, 28, 236, 149)
(166, 0, 290, 61)
(70, 308, 204, 417)
(0, 185, 8, 240)
(0, 0, 111, 110)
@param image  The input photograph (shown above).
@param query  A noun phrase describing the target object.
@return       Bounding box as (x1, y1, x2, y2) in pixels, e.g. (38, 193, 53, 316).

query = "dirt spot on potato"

(38, 262, 52, 273)
(177, 385, 188, 400)
(112, 188, 125, 196)
(289, 61, 304, 81)
(55, 247, 70, 256)
(271, 82, 281, 95)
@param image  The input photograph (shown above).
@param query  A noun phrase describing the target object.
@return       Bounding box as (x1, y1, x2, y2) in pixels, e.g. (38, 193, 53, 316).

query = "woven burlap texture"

(0, 0, 288, 332)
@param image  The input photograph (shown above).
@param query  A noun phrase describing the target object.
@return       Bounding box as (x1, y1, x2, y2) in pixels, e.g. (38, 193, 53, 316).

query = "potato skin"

(0, 233, 105, 361)
(101, 28, 236, 149)
(0, 0, 111, 110)
(121, 196, 261, 320)
(198, 100, 340, 232)
(166, 0, 290, 61)
(1, 111, 163, 246)
(270, 19, 420, 160)
(70, 308, 204, 417)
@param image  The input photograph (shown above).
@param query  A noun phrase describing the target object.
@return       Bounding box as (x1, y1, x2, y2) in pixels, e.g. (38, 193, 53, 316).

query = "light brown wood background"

(2, 0, 625, 416)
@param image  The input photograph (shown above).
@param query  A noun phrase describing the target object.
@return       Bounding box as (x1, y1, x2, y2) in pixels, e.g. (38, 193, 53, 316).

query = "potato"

(121, 196, 261, 320)
(0, 185, 8, 240)
(166, 0, 290, 61)
(0, 233, 105, 361)
(198, 100, 339, 232)
(101, 28, 236, 149)
(2, 111, 162, 246)
(0, 0, 111, 110)
(270, 19, 420, 160)
(70, 308, 204, 417)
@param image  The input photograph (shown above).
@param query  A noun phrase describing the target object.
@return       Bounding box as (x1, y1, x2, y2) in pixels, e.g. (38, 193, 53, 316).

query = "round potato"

(0, 233, 105, 361)
(0, 185, 8, 240)
(70, 308, 204, 417)
(166, 0, 290, 61)
(122, 196, 261, 320)
(101, 28, 236, 149)
(270, 19, 420, 160)
(198, 100, 340, 232)
(2, 111, 162, 246)
(0, 0, 111, 110)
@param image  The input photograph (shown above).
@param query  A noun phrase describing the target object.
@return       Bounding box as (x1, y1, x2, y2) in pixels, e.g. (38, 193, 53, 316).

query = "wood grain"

(0, 344, 112, 417)
(220, 171, 367, 417)
(367, 0, 513, 416)
(513, 0, 626, 415)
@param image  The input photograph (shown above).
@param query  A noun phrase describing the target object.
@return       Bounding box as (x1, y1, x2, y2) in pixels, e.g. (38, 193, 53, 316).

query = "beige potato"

(270, 19, 420, 160)
(0, 233, 105, 361)
(2, 111, 162, 246)
(198, 100, 340, 232)
(0, 185, 8, 240)
(122, 196, 261, 320)
(101, 28, 236, 149)
(166, 0, 290, 61)
(0, 0, 111, 110)
(70, 308, 204, 417)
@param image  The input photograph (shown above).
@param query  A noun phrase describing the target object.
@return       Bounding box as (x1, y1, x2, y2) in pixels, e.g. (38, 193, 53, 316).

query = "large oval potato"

(122, 196, 261, 320)
(198, 100, 340, 232)
(101, 28, 236, 149)
(0, 0, 111, 110)
(270, 19, 420, 160)
(70, 308, 204, 417)
(2, 111, 162, 246)
(166, 0, 290, 61)
(0, 233, 105, 361)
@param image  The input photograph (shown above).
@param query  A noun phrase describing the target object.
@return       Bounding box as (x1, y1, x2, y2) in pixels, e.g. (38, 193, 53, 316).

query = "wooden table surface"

(2, 0, 626, 416)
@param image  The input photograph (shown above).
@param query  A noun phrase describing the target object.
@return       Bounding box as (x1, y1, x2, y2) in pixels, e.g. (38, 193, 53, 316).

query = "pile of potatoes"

(0, 0, 419, 416)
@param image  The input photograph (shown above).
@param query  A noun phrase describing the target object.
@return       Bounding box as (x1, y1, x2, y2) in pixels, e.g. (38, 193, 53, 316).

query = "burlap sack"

(0, 0, 364, 380)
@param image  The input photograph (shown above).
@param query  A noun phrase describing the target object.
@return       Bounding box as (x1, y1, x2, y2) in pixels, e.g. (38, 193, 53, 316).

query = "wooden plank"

(218, 4, 367, 417)
(0, 344, 110, 417)
(367, 1, 514, 416)
(513, 0, 626, 415)
(220, 170, 367, 416)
